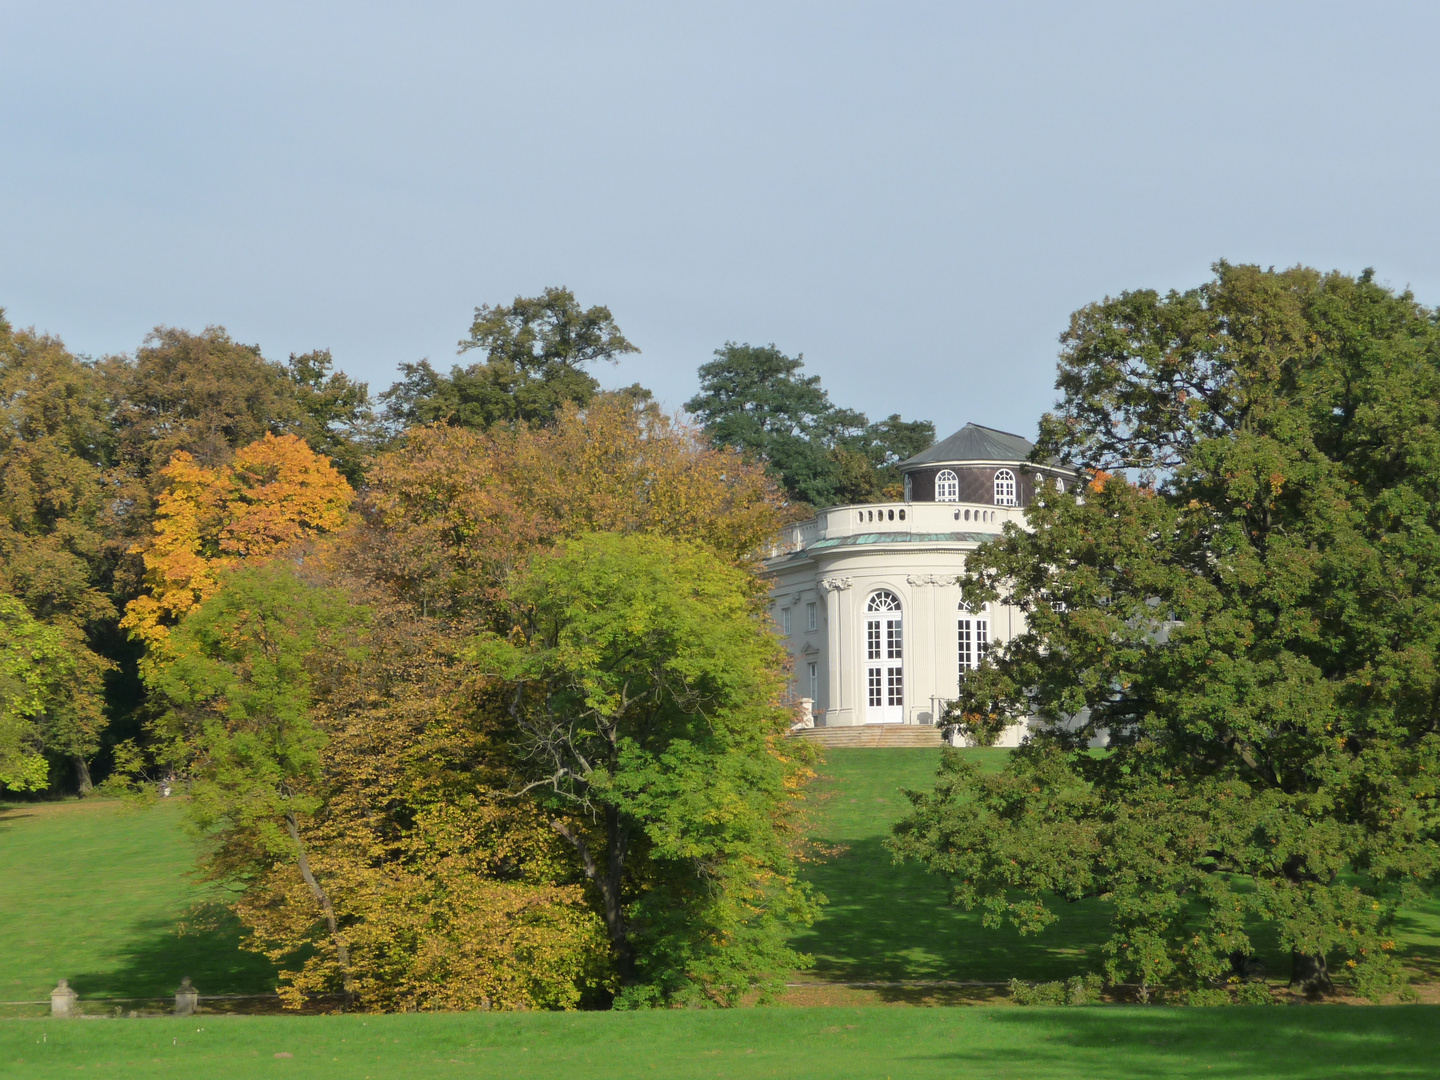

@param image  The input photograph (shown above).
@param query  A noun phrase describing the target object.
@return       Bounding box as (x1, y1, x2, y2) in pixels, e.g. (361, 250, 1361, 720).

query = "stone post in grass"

(50, 979, 78, 1017)
(175, 977, 199, 1017)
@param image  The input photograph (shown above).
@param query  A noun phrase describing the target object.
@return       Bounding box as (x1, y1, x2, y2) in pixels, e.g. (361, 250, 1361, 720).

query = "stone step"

(787, 723, 944, 748)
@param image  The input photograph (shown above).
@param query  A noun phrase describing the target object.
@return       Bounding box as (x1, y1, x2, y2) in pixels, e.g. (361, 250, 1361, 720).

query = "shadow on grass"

(919, 1005, 1439, 1080)
(793, 834, 1110, 983)
(69, 903, 278, 1000)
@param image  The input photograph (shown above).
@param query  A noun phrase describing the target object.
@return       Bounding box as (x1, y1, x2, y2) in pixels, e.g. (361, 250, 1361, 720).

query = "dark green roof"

(899, 423, 1035, 468)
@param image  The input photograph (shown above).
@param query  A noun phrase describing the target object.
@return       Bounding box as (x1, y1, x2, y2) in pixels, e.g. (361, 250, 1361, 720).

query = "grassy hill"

(798, 748, 1440, 994)
(793, 748, 1110, 986)
(6, 753, 1440, 1078)
(4, 748, 1439, 1008)
(0, 798, 275, 1005)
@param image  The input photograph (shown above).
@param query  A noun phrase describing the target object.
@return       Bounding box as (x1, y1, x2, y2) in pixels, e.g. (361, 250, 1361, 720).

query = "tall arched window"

(864, 591, 903, 723)
(935, 469, 959, 502)
(994, 469, 1017, 506)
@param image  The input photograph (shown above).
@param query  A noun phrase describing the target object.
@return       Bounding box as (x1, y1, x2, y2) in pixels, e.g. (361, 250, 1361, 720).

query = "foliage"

(0, 593, 108, 791)
(110, 327, 303, 482)
(363, 393, 783, 624)
(686, 342, 933, 507)
(107, 326, 372, 490)
(471, 532, 819, 1006)
(151, 562, 366, 997)
(1008, 974, 1103, 1006)
(0, 314, 129, 787)
(283, 349, 378, 485)
(220, 587, 611, 1012)
(184, 394, 791, 1012)
(381, 287, 638, 432)
(892, 263, 1440, 1000)
(122, 434, 353, 656)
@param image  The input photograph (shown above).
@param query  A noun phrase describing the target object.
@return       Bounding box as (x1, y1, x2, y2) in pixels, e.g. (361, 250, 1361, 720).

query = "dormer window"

(994, 469, 1017, 506)
(935, 469, 959, 502)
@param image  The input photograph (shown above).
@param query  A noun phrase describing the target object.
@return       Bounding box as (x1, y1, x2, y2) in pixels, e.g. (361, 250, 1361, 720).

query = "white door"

(864, 591, 904, 723)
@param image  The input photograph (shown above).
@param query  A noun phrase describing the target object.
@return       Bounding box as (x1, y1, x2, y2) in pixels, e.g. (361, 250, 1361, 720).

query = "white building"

(764, 423, 1073, 741)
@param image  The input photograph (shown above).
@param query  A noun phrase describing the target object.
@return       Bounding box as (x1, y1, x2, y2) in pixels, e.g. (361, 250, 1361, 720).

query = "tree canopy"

(472, 531, 817, 1005)
(381, 287, 638, 432)
(686, 342, 933, 507)
(892, 263, 1440, 1000)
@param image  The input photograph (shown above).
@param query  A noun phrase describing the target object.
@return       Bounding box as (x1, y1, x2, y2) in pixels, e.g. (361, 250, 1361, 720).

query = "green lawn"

(0, 799, 276, 1005)
(792, 748, 1111, 984)
(4, 1005, 1440, 1079)
(792, 748, 1440, 990)
(6, 760, 1440, 1078)
(4, 751, 1440, 1013)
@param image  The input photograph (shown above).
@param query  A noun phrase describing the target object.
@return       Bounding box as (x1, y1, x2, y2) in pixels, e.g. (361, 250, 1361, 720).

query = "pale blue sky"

(5, 2, 1439, 439)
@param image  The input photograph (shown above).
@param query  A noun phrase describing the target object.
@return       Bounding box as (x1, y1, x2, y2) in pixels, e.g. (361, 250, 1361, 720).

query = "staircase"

(788, 723, 944, 748)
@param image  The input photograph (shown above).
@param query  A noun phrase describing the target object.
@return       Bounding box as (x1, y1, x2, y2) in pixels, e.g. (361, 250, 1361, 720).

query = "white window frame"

(806, 602, 817, 631)
(994, 469, 1017, 506)
(808, 661, 818, 701)
(781, 607, 791, 635)
(935, 468, 959, 502)
(958, 606, 989, 678)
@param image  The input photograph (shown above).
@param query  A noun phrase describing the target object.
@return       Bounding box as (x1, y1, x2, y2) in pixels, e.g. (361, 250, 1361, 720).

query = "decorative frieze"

(818, 577, 852, 593)
(905, 574, 950, 587)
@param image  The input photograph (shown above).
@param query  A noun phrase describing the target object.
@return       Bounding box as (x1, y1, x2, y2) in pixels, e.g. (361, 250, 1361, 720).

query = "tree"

(380, 287, 638, 432)
(363, 393, 783, 624)
(0, 593, 108, 793)
(0, 314, 130, 789)
(122, 433, 353, 657)
(686, 343, 933, 507)
(151, 563, 365, 1002)
(283, 349, 378, 486)
(110, 327, 306, 481)
(891, 263, 1440, 1000)
(185, 395, 788, 1011)
(471, 532, 818, 1005)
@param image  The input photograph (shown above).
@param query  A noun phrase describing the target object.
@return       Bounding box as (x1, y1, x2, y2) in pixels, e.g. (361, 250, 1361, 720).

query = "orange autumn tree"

(122, 433, 353, 656)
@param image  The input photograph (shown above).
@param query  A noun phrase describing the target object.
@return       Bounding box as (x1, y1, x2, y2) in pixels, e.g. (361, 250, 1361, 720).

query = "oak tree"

(892, 263, 1440, 1000)
(381, 287, 637, 432)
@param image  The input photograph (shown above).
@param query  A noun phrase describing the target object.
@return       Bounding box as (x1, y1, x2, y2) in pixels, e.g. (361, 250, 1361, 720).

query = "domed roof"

(899, 423, 1035, 468)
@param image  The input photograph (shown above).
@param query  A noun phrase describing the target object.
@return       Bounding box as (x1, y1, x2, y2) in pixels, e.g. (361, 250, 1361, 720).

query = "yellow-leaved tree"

(121, 433, 353, 659)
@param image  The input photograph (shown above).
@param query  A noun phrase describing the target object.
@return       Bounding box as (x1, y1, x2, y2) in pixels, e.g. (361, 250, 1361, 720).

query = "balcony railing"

(770, 500, 1025, 556)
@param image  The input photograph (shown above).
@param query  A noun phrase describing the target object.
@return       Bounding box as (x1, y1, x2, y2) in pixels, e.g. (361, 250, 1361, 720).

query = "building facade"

(764, 424, 1073, 740)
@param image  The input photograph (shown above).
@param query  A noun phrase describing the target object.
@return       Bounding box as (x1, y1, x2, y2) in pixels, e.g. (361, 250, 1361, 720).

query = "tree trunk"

(552, 809, 634, 984)
(72, 756, 92, 794)
(285, 812, 355, 1006)
(1289, 950, 1333, 996)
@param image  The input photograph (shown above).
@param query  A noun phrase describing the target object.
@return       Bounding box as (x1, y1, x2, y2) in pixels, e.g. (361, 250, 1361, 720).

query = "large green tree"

(471, 531, 818, 1006)
(686, 342, 933, 507)
(892, 263, 1440, 1000)
(381, 287, 638, 433)
(152, 562, 367, 1000)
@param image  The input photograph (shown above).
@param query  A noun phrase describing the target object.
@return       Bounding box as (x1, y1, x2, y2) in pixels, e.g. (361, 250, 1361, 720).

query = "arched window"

(864, 591, 903, 722)
(994, 469, 1017, 506)
(867, 590, 902, 612)
(935, 469, 959, 502)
